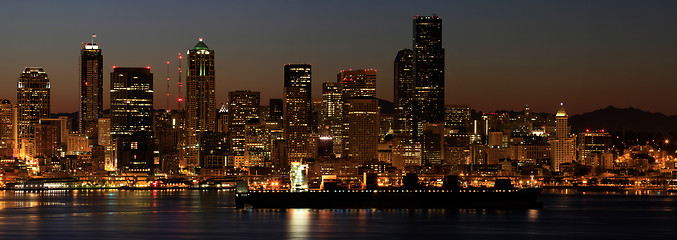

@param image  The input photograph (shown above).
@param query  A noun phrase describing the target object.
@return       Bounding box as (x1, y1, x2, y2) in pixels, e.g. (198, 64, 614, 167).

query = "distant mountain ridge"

(569, 106, 677, 134)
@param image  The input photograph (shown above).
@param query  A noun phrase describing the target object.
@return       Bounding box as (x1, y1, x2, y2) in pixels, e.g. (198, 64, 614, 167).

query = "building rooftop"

(556, 104, 567, 117)
(193, 38, 209, 50)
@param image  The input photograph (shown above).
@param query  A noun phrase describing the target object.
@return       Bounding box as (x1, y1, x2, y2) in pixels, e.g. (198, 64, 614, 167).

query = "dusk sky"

(1, 0, 675, 115)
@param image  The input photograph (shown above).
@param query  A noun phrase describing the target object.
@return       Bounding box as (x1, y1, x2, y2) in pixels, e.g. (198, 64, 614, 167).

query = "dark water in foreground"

(1, 190, 676, 239)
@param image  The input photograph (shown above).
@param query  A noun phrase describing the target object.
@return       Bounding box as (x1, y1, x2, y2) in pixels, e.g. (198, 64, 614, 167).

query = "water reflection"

(287, 209, 310, 239)
(0, 190, 675, 239)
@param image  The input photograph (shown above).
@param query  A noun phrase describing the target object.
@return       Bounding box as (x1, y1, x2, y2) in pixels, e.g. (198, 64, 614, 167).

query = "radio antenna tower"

(166, 60, 171, 112)
(177, 52, 184, 110)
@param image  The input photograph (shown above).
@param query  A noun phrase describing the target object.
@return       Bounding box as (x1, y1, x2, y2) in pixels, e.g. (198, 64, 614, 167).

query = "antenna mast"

(166, 60, 170, 112)
(177, 53, 184, 110)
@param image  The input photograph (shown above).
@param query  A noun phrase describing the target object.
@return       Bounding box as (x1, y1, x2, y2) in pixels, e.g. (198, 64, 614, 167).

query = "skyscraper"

(80, 41, 103, 142)
(228, 90, 260, 166)
(549, 104, 575, 172)
(338, 69, 377, 156)
(393, 49, 415, 138)
(186, 38, 216, 172)
(17, 67, 50, 163)
(283, 64, 314, 166)
(0, 99, 15, 159)
(110, 67, 153, 137)
(321, 81, 342, 156)
(346, 96, 380, 164)
(413, 15, 445, 138)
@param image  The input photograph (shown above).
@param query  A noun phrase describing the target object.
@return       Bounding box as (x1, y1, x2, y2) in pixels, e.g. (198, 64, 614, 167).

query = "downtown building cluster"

(0, 16, 660, 188)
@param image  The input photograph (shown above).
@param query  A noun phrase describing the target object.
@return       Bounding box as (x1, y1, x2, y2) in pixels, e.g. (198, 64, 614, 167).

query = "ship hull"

(236, 188, 542, 209)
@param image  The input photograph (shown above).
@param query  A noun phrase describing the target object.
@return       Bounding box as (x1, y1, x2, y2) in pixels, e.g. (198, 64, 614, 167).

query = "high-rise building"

(80, 41, 103, 142)
(110, 67, 153, 137)
(185, 38, 216, 172)
(228, 90, 260, 163)
(338, 69, 377, 156)
(549, 104, 575, 172)
(346, 97, 380, 164)
(413, 15, 445, 138)
(283, 64, 314, 166)
(17, 67, 50, 163)
(0, 99, 16, 159)
(393, 49, 415, 137)
(321, 82, 342, 155)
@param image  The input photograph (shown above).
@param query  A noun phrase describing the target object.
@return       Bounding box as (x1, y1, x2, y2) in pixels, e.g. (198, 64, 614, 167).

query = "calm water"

(0, 189, 676, 239)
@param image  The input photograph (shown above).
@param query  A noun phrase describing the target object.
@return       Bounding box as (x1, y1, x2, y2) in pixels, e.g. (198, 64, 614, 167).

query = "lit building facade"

(0, 99, 16, 159)
(346, 97, 380, 164)
(244, 118, 269, 168)
(283, 64, 314, 166)
(578, 130, 612, 167)
(321, 82, 342, 156)
(445, 105, 471, 131)
(17, 67, 51, 163)
(228, 90, 260, 161)
(549, 104, 576, 172)
(338, 69, 377, 156)
(186, 38, 216, 172)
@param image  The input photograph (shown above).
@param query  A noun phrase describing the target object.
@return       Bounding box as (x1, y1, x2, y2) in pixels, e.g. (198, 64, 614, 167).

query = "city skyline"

(1, 1, 676, 115)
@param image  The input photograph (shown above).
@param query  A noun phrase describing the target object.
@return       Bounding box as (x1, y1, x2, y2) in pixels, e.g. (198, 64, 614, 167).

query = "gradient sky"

(1, 0, 676, 115)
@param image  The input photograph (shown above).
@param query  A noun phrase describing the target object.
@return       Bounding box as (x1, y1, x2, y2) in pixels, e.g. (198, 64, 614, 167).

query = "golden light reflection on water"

(287, 209, 310, 239)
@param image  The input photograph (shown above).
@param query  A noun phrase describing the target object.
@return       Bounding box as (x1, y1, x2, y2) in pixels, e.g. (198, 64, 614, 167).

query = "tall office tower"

(321, 82, 342, 155)
(228, 90, 260, 166)
(413, 15, 445, 138)
(80, 41, 103, 142)
(346, 97, 380, 164)
(393, 49, 415, 137)
(17, 67, 50, 163)
(445, 105, 471, 131)
(0, 99, 16, 158)
(185, 38, 216, 171)
(283, 64, 314, 166)
(549, 104, 575, 172)
(110, 67, 153, 137)
(338, 69, 376, 156)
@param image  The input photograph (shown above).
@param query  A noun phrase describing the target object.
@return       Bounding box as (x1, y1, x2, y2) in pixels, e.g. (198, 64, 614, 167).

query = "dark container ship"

(235, 177, 543, 209)
(235, 187, 542, 209)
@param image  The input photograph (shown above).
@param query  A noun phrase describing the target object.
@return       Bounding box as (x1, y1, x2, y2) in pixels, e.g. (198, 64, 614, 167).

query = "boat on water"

(235, 187, 543, 209)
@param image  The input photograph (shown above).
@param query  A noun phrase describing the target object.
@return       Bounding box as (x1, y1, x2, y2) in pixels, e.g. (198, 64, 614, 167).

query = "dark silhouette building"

(110, 67, 153, 137)
(80, 41, 103, 142)
(413, 15, 445, 138)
